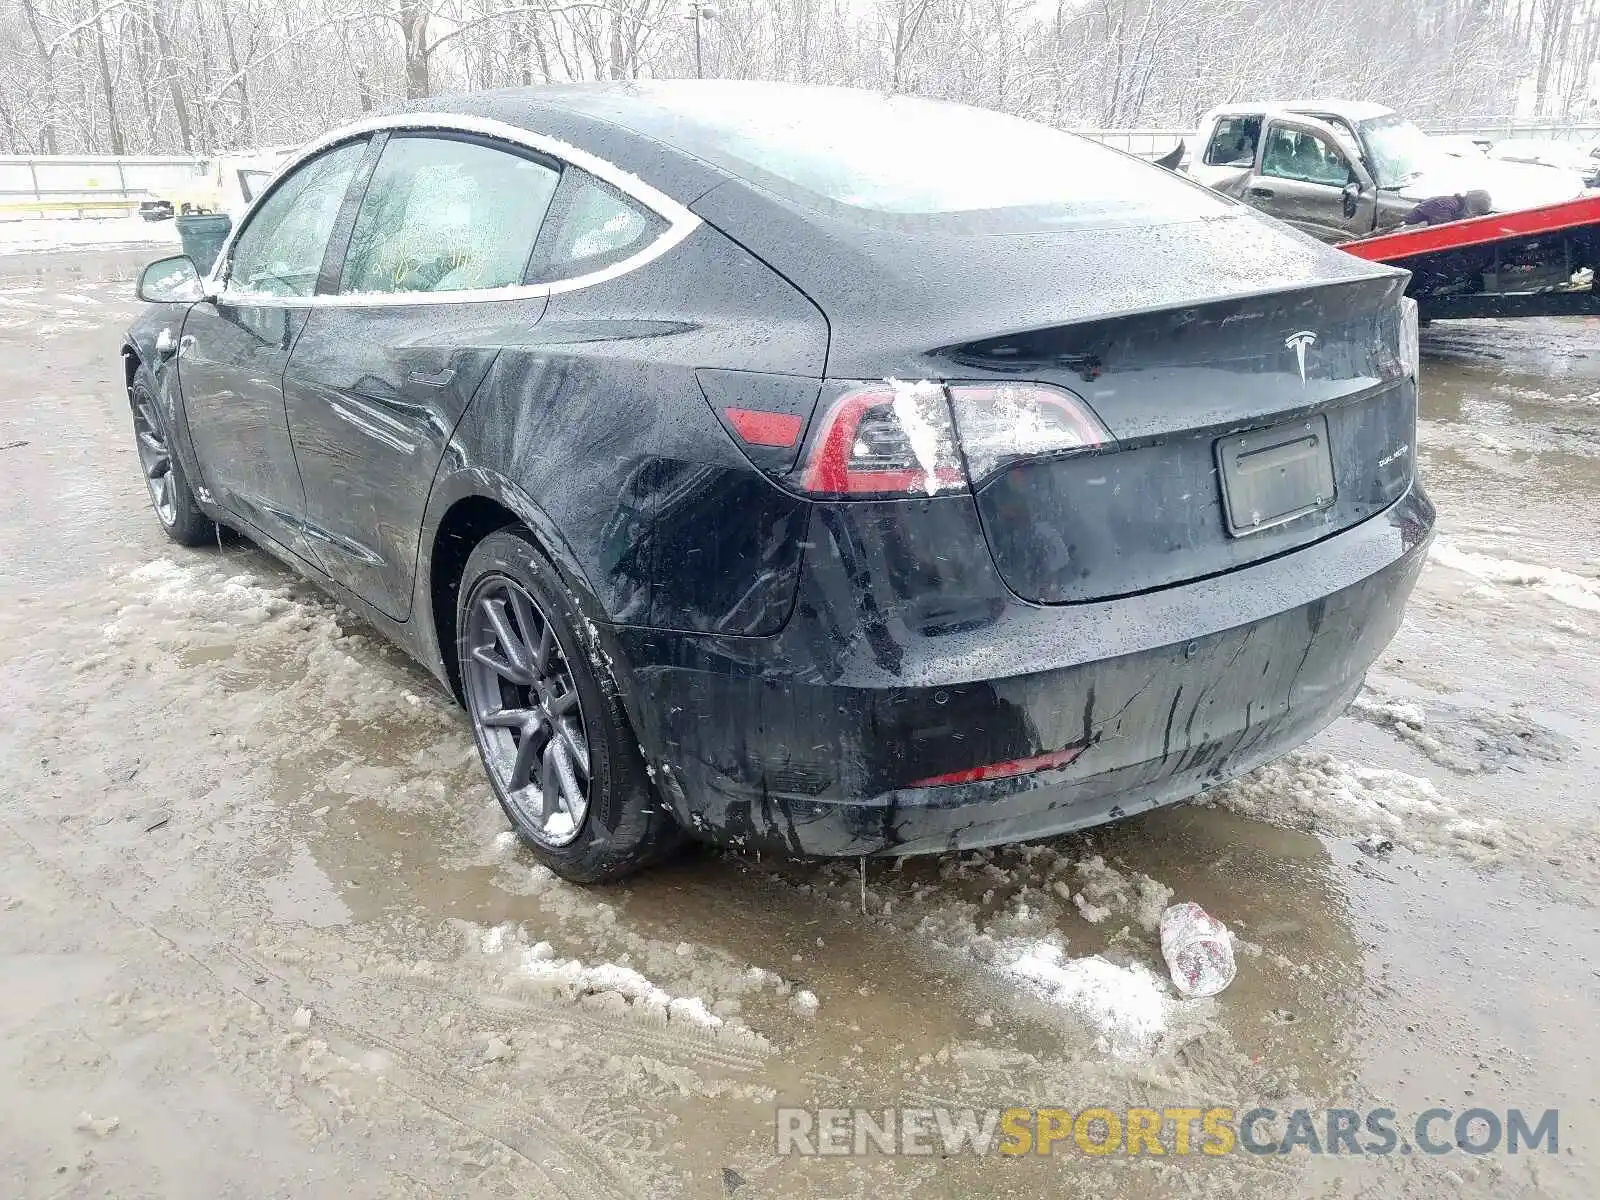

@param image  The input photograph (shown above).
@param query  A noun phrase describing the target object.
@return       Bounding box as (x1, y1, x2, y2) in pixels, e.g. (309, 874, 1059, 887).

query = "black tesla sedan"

(123, 82, 1432, 881)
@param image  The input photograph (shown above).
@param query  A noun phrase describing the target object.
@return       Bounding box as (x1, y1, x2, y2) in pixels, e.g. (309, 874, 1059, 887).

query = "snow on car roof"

(1204, 100, 1396, 122)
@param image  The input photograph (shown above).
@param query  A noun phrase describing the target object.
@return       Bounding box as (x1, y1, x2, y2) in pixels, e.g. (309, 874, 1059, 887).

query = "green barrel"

(175, 213, 232, 276)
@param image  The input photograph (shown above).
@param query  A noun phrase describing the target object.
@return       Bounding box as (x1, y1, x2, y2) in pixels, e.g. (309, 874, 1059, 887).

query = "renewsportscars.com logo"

(775, 1106, 1560, 1157)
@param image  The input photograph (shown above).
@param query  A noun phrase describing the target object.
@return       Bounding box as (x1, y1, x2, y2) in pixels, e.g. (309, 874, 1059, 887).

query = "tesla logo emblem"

(1285, 331, 1318, 383)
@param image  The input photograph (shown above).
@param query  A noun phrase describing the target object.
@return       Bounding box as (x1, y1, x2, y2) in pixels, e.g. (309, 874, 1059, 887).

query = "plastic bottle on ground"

(1159, 902, 1236, 998)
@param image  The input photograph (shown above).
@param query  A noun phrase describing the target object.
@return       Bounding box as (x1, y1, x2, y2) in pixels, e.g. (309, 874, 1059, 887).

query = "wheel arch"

(421, 467, 609, 708)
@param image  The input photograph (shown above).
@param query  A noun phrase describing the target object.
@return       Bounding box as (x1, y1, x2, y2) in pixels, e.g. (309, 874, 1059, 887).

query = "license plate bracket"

(1216, 415, 1336, 537)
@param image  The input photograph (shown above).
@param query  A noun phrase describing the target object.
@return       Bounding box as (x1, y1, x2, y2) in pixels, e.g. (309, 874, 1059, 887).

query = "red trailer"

(1340, 195, 1600, 320)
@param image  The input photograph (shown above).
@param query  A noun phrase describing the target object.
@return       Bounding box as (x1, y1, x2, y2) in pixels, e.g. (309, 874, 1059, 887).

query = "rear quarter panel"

(444, 222, 829, 634)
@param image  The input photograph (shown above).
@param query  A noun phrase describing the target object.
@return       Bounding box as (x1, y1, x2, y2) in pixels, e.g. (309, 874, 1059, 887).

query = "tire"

(130, 382, 216, 547)
(456, 526, 681, 883)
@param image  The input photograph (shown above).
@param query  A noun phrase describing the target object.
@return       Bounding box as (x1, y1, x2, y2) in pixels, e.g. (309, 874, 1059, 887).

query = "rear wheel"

(457, 527, 680, 883)
(131, 383, 215, 547)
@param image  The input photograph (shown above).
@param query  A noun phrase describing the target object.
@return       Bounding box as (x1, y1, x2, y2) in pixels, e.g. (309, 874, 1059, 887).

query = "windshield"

(1358, 114, 1441, 188)
(623, 84, 1229, 233)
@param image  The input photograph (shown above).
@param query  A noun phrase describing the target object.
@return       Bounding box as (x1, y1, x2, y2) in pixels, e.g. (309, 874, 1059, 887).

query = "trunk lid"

(691, 182, 1413, 603)
(950, 275, 1415, 603)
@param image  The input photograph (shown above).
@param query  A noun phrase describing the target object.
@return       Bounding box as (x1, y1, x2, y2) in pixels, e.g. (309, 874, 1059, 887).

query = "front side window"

(534, 170, 666, 280)
(339, 135, 560, 296)
(227, 140, 366, 298)
(1261, 127, 1351, 187)
(1204, 116, 1262, 167)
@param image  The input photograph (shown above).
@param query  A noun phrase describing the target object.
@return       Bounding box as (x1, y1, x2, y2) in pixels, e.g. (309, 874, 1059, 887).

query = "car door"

(1246, 117, 1376, 242)
(178, 138, 371, 559)
(281, 132, 561, 620)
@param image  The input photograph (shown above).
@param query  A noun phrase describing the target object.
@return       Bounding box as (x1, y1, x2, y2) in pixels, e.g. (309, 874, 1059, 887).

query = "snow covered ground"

(1430, 538, 1600, 612)
(0, 214, 180, 254)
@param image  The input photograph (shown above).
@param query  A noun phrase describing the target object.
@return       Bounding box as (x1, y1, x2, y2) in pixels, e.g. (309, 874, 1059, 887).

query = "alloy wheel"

(132, 398, 177, 527)
(463, 576, 591, 846)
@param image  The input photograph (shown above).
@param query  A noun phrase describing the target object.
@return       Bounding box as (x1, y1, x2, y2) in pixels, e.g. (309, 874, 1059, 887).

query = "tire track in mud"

(466, 988, 770, 1073)
(202, 942, 649, 1200)
(1, 819, 648, 1200)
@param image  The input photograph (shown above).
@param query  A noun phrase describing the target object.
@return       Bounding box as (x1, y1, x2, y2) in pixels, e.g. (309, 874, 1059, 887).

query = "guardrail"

(1065, 128, 1192, 158)
(1426, 120, 1600, 143)
(0, 154, 205, 208)
(1, 118, 1594, 211)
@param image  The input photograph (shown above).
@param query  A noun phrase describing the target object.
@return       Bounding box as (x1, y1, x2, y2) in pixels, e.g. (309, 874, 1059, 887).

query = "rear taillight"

(798, 381, 965, 496)
(1398, 297, 1420, 381)
(946, 383, 1112, 485)
(794, 379, 1111, 498)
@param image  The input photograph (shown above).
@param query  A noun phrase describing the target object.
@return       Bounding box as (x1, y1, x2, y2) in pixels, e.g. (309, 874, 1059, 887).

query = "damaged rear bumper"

(615, 486, 1434, 858)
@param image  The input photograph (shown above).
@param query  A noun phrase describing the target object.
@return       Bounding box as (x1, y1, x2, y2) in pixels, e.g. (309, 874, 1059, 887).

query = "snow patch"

(471, 922, 787, 1041)
(1347, 693, 1427, 730)
(1429, 540, 1600, 613)
(104, 559, 306, 638)
(518, 952, 724, 1027)
(0, 215, 180, 254)
(1070, 855, 1172, 933)
(886, 377, 960, 496)
(995, 939, 1171, 1058)
(1211, 751, 1520, 862)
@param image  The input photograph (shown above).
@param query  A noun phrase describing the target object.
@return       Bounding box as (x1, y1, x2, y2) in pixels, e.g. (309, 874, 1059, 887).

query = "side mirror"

(137, 255, 204, 303)
(1341, 179, 1363, 219)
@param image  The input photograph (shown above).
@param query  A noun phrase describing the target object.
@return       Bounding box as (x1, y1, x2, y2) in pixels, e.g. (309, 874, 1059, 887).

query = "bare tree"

(0, 0, 1585, 154)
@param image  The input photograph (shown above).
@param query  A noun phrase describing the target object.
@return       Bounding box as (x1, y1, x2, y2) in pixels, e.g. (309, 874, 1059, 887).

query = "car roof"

(417, 79, 945, 134)
(392, 81, 1010, 214)
(1204, 100, 1396, 123)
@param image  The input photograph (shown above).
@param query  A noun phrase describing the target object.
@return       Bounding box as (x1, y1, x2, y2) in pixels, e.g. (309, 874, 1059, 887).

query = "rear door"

(1189, 112, 1264, 199)
(282, 133, 561, 619)
(178, 138, 369, 559)
(1248, 117, 1376, 241)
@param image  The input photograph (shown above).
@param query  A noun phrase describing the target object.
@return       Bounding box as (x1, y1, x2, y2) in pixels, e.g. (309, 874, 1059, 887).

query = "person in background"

(1403, 189, 1492, 226)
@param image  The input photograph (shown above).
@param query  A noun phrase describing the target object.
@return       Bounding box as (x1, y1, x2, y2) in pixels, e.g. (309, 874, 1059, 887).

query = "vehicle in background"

(1488, 138, 1600, 188)
(122, 83, 1432, 882)
(1190, 102, 1586, 242)
(136, 149, 294, 222)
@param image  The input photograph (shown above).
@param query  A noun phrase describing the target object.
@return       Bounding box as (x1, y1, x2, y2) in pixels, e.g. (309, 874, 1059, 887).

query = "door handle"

(1248, 186, 1275, 198)
(155, 327, 177, 359)
(406, 366, 456, 388)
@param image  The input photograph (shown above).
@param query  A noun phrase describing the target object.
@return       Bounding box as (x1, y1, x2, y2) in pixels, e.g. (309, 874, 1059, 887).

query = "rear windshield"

(623, 85, 1229, 233)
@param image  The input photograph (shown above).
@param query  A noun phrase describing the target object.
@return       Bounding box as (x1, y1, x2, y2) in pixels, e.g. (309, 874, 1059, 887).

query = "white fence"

(0, 155, 206, 217)
(1067, 128, 1191, 157)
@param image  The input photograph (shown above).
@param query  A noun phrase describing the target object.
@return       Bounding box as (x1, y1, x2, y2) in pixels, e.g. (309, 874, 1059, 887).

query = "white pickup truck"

(1188, 101, 1586, 242)
(137, 149, 294, 222)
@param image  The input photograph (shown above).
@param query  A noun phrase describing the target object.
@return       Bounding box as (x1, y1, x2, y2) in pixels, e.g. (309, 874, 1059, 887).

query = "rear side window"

(1203, 116, 1261, 167)
(533, 170, 666, 280)
(339, 135, 560, 295)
